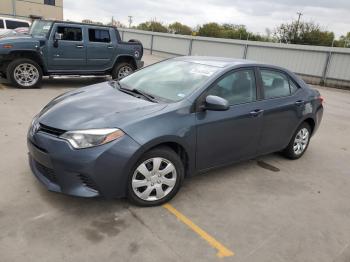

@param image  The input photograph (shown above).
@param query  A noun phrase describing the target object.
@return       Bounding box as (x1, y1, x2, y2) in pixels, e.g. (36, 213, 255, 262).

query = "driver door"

(195, 68, 264, 170)
(47, 24, 86, 71)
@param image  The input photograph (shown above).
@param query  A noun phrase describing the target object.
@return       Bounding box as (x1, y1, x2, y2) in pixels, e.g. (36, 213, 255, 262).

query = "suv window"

(0, 19, 4, 29)
(6, 20, 30, 29)
(57, 26, 82, 41)
(208, 69, 257, 105)
(89, 29, 110, 43)
(261, 69, 295, 99)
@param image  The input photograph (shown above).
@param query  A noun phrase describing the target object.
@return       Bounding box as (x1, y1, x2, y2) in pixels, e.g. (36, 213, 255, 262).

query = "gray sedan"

(27, 57, 324, 206)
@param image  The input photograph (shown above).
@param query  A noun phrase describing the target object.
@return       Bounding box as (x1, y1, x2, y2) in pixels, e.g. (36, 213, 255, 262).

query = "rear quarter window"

(88, 29, 111, 43)
(6, 20, 30, 29)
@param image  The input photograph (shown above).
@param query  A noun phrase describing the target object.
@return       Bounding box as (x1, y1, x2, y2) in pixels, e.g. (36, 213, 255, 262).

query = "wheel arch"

(7, 51, 46, 72)
(132, 137, 194, 178)
(112, 55, 137, 70)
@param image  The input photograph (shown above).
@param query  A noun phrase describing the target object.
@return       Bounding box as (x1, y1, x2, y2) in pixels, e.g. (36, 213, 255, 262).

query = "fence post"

(150, 35, 154, 55)
(243, 44, 249, 59)
(188, 39, 193, 56)
(322, 51, 332, 86)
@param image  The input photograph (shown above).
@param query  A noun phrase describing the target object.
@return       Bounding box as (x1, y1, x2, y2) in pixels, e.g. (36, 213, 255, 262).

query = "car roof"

(175, 56, 258, 68)
(40, 19, 115, 29)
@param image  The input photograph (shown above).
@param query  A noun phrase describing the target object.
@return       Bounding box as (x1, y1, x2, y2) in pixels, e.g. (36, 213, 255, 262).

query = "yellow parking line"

(163, 204, 234, 258)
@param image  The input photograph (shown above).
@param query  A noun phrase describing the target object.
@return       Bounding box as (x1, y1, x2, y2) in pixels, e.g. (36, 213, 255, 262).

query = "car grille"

(78, 174, 99, 192)
(38, 123, 66, 136)
(35, 160, 57, 183)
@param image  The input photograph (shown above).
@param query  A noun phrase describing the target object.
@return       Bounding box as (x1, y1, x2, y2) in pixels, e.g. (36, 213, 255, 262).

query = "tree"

(197, 23, 223, 38)
(135, 21, 167, 33)
(274, 21, 334, 46)
(168, 22, 192, 35)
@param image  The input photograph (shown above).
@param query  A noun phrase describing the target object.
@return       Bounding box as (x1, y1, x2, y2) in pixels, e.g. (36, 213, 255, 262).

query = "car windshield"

(29, 20, 52, 37)
(119, 60, 219, 102)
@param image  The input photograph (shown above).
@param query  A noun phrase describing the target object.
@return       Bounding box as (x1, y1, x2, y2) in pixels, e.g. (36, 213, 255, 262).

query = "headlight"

(60, 128, 124, 149)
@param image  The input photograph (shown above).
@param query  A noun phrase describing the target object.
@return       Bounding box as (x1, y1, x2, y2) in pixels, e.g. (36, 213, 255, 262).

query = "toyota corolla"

(27, 57, 324, 206)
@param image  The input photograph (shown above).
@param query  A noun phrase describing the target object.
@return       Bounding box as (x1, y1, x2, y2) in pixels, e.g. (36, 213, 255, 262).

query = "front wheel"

(282, 122, 311, 159)
(7, 58, 43, 88)
(128, 147, 184, 206)
(111, 62, 135, 80)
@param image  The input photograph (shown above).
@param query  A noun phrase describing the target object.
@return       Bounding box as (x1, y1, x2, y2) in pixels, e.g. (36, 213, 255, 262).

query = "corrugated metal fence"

(119, 28, 350, 88)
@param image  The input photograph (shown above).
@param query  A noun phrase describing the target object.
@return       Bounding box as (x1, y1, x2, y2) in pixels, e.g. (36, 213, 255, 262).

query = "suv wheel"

(7, 58, 43, 88)
(111, 62, 134, 80)
(282, 122, 311, 159)
(128, 147, 184, 206)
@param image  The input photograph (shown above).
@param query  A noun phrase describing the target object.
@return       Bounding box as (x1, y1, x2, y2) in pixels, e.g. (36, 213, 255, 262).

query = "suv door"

(86, 27, 115, 70)
(195, 68, 264, 170)
(257, 68, 304, 155)
(48, 24, 86, 71)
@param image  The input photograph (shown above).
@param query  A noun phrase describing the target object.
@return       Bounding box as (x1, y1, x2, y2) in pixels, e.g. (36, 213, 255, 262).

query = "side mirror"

(203, 95, 229, 111)
(53, 32, 62, 48)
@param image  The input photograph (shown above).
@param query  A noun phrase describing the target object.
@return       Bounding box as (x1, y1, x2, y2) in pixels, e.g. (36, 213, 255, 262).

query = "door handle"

(76, 45, 84, 48)
(250, 109, 264, 117)
(295, 100, 305, 106)
(107, 46, 114, 49)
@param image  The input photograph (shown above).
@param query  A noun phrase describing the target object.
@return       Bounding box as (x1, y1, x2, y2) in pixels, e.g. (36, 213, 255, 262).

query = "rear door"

(47, 23, 86, 71)
(257, 68, 304, 154)
(86, 27, 115, 70)
(195, 68, 264, 170)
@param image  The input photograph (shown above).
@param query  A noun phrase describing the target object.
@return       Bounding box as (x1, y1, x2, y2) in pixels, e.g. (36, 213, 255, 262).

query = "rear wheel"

(7, 58, 42, 88)
(282, 122, 311, 159)
(111, 62, 135, 80)
(128, 147, 184, 206)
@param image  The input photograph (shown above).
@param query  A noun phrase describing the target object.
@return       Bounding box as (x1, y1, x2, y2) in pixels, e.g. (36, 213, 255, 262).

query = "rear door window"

(56, 26, 82, 41)
(260, 69, 294, 99)
(6, 20, 30, 29)
(88, 29, 111, 43)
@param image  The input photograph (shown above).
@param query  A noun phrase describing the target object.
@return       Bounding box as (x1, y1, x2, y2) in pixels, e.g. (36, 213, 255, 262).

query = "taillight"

(319, 96, 324, 105)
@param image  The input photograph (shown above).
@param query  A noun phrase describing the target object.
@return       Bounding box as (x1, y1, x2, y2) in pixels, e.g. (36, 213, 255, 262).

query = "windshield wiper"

(111, 81, 158, 103)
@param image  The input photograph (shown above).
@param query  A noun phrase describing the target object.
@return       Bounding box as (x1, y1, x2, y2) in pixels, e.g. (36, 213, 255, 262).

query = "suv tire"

(111, 62, 135, 80)
(7, 58, 43, 89)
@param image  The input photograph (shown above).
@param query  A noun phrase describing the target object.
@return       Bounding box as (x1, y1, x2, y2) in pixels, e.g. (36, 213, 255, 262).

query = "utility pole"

(128, 16, 133, 28)
(293, 12, 303, 41)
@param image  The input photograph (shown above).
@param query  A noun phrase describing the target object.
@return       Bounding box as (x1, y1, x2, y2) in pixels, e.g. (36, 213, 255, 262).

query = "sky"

(64, 0, 350, 37)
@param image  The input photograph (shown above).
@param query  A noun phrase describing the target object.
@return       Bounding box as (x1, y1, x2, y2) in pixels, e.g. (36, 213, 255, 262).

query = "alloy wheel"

(14, 63, 39, 87)
(117, 65, 133, 79)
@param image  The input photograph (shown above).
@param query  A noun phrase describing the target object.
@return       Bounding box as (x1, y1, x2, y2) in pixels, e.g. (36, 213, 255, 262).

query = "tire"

(111, 62, 135, 80)
(128, 147, 184, 207)
(6, 58, 43, 88)
(282, 122, 311, 160)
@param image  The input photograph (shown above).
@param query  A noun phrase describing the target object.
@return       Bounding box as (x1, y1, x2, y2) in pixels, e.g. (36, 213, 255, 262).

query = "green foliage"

(135, 21, 168, 33)
(274, 21, 335, 46)
(168, 22, 192, 35)
(131, 19, 348, 48)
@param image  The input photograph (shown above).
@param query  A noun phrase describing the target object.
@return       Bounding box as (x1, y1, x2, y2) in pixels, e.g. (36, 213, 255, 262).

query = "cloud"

(64, 0, 350, 37)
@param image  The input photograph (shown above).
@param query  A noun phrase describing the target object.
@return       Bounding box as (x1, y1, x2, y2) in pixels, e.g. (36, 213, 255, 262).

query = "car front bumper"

(27, 130, 141, 199)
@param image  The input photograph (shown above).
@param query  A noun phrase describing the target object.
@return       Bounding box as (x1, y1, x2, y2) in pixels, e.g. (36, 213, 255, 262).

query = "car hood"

(0, 34, 44, 46)
(38, 82, 167, 131)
